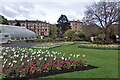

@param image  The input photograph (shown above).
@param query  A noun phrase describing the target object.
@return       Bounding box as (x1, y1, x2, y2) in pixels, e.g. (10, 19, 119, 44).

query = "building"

(70, 19, 83, 34)
(9, 20, 50, 36)
(0, 24, 36, 43)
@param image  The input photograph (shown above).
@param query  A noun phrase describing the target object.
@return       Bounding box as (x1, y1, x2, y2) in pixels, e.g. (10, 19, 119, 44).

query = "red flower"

(29, 66, 35, 74)
(61, 60, 65, 64)
(44, 64, 50, 70)
(19, 64, 23, 68)
(67, 62, 71, 65)
(77, 62, 81, 64)
(19, 68, 25, 73)
(58, 64, 62, 67)
(36, 68, 41, 72)
(53, 60, 58, 64)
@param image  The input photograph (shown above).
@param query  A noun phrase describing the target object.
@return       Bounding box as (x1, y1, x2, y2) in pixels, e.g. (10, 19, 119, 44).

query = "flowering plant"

(79, 43, 119, 50)
(58, 42, 75, 46)
(0, 47, 86, 78)
(33, 43, 60, 49)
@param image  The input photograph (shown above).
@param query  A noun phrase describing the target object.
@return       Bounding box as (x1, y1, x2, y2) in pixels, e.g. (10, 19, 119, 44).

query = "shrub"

(77, 32, 86, 41)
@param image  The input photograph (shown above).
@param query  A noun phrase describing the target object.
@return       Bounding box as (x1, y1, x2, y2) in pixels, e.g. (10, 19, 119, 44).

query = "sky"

(0, 0, 102, 24)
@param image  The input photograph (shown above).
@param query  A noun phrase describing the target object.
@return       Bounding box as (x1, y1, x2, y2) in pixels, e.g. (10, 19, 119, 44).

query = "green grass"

(31, 44, 118, 79)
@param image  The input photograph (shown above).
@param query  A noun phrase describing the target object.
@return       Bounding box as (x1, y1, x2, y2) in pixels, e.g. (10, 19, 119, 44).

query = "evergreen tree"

(57, 14, 71, 37)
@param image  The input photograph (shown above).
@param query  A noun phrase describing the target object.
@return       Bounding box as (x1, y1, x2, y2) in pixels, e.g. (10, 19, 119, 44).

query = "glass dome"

(0, 24, 36, 40)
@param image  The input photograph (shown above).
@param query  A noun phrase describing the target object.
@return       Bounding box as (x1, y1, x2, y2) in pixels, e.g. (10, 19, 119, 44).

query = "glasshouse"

(0, 24, 36, 43)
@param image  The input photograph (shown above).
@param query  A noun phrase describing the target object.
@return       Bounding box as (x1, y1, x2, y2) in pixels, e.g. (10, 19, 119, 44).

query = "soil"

(4, 65, 98, 80)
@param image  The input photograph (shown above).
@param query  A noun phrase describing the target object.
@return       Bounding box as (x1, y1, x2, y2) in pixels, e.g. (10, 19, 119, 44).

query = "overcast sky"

(0, 0, 101, 24)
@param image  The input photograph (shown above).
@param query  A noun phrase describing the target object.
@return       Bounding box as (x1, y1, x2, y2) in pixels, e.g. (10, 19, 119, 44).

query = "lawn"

(32, 44, 118, 79)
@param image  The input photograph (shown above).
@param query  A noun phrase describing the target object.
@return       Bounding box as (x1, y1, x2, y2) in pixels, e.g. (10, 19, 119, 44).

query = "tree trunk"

(104, 28, 110, 41)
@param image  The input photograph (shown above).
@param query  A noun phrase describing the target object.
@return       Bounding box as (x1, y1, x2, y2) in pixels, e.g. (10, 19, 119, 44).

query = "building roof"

(0, 24, 36, 38)
(69, 20, 83, 23)
(9, 20, 49, 24)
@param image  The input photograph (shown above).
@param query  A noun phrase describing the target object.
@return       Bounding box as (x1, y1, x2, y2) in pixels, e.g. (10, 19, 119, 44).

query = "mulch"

(3, 65, 98, 80)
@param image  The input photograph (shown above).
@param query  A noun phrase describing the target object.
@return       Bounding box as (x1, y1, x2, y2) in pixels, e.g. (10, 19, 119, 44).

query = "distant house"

(9, 20, 50, 37)
(70, 19, 83, 34)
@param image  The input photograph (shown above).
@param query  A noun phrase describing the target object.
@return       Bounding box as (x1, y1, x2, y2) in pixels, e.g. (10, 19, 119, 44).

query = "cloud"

(0, 0, 98, 23)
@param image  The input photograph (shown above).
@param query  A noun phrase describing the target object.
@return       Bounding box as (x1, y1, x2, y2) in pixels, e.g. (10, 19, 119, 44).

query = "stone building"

(9, 20, 50, 36)
(70, 19, 83, 34)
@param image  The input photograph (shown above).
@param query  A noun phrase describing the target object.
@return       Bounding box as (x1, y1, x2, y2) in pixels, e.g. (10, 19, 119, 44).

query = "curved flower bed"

(33, 43, 60, 49)
(0, 47, 87, 79)
(78, 43, 120, 50)
(58, 42, 75, 46)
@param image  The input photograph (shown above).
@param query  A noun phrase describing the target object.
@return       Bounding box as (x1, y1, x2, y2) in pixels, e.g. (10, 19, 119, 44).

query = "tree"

(64, 29, 76, 40)
(0, 15, 9, 25)
(82, 24, 102, 39)
(57, 14, 71, 37)
(83, 1, 120, 41)
(78, 32, 86, 40)
(49, 24, 57, 38)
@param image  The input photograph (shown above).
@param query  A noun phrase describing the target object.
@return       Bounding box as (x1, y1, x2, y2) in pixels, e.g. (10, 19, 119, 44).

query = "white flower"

(16, 54, 19, 57)
(0, 56, 3, 59)
(11, 56, 13, 59)
(11, 64, 13, 67)
(25, 55, 27, 58)
(83, 55, 85, 58)
(45, 55, 48, 57)
(51, 55, 53, 57)
(77, 54, 80, 57)
(4, 61, 6, 64)
(22, 62, 24, 65)
(13, 60, 17, 63)
(53, 52, 56, 54)
(65, 58, 67, 61)
(21, 56, 24, 59)
(20, 58, 22, 61)
(39, 58, 41, 60)
(73, 55, 75, 57)
(44, 58, 47, 61)
(61, 57, 64, 60)
(27, 60, 29, 62)
(41, 52, 44, 54)
(2, 64, 4, 67)
(8, 55, 11, 57)
(68, 57, 70, 59)
(70, 54, 72, 56)
(3, 52, 7, 55)
(52, 51, 54, 53)
(9, 62, 11, 65)
(4, 59, 6, 61)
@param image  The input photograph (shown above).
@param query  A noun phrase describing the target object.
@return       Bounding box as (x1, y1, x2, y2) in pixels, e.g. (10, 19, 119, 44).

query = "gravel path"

(1, 42, 43, 48)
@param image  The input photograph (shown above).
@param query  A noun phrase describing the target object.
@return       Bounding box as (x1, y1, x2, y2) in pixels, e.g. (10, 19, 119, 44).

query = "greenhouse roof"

(0, 24, 36, 38)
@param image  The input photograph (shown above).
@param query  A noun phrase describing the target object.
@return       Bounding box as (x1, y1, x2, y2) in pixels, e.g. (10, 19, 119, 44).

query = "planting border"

(78, 45, 120, 50)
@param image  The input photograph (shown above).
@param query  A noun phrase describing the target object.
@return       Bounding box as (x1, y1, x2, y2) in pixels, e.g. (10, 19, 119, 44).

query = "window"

(45, 29, 47, 31)
(41, 32, 44, 36)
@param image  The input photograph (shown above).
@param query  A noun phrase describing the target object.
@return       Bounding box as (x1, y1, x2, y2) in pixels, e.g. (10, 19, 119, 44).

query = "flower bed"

(32, 43, 60, 49)
(0, 47, 90, 79)
(58, 42, 75, 46)
(78, 43, 120, 50)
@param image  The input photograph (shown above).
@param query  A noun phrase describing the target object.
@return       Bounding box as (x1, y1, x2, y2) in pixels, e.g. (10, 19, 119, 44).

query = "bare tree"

(83, 1, 120, 41)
